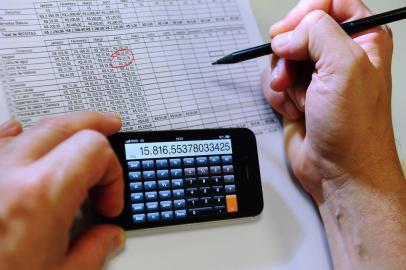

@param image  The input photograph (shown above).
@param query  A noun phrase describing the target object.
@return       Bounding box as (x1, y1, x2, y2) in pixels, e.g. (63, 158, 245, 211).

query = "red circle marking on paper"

(109, 48, 135, 69)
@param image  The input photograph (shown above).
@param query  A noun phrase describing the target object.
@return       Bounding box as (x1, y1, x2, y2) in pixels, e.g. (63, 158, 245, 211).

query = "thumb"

(60, 225, 126, 270)
(271, 10, 364, 66)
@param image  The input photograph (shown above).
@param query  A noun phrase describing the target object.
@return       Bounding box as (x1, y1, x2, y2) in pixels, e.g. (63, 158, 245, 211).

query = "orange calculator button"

(226, 195, 238, 213)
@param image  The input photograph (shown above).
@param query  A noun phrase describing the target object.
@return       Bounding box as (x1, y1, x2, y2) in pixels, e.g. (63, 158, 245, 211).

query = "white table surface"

(107, 1, 406, 269)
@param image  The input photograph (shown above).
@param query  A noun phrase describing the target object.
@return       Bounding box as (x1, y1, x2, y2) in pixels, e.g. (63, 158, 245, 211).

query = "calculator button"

(156, 159, 168, 169)
(196, 157, 208, 166)
(223, 165, 234, 174)
(215, 205, 226, 214)
(198, 177, 210, 186)
(144, 181, 157, 191)
(160, 201, 172, 210)
(183, 158, 195, 167)
(171, 169, 183, 178)
(225, 185, 236, 194)
(146, 202, 159, 212)
(210, 166, 222, 174)
(226, 195, 238, 213)
(142, 160, 155, 170)
(185, 178, 198, 187)
(129, 182, 143, 192)
(213, 196, 225, 205)
(129, 172, 141, 181)
(212, 186, 224, 194)
(209, 156, 221, 165)
(222, 155, 233, 164)
(161, 211, 174, 220)
(147, 212, 160, 222)
(197, 167, 209, 176)
(174, 199, 186, 209)
(157, 170, 169, 179)
(133, 214, 146, 223)
(171, 179, 183, 188)
(199, 187, 211, 196)
(169, 158, 182, 168)
(211, 176, 222, 185)
(132, 203, 145, 213)
(173, 189, 185, 199)
(184, 167, 196, 177)
(186, 188, 198, 196)
(128, 161, 141, 170)
(158, 180, 171, 190)
(187, 198, 199, 207)
(143, 171, 156, 180)
(189, 207, 213, 217)
(131, 193, 144, 203)
(200, 197, 212, 206)
(145, 191, 158, 201)
(159, 190, 171, 200)
(175, 209, 187, 218)
(224, 175, 235, 184)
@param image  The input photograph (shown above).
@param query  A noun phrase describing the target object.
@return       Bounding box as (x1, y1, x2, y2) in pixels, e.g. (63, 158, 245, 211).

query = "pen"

(212, 6, 406, 65)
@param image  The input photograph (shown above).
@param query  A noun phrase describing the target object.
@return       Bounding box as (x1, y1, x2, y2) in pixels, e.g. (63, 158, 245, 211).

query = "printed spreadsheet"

(0, 0, 279, 134)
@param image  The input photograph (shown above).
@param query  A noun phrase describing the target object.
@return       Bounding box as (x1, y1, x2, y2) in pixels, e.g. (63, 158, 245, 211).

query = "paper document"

(0, 0, 279, 134)
(0, 1, 333, 269)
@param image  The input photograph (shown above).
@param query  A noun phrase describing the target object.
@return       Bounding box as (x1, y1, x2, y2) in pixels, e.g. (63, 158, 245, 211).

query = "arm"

(261, 0, 406, 268)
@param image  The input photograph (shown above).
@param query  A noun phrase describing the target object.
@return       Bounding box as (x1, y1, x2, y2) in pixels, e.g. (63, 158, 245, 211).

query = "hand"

(0, 112, 126, 270)
(261, 0, 402, 201)
(262, 1, 406, 269)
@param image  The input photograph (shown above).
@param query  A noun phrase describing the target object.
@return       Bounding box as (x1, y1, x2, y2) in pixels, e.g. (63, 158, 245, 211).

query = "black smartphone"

(107, 128, 263, 230)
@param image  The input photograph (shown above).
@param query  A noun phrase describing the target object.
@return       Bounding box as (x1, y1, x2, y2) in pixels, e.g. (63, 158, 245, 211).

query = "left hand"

(0, 112, 125, 270)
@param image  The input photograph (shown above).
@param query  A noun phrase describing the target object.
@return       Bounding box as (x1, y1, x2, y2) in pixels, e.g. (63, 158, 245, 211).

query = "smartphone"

(106, 128, 263, 230)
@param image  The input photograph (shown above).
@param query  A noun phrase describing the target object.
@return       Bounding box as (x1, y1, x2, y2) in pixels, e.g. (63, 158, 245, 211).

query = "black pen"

(212, 6, 406, 65)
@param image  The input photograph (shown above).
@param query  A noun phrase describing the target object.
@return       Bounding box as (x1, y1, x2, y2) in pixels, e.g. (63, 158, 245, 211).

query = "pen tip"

(212, 61, 218, 65)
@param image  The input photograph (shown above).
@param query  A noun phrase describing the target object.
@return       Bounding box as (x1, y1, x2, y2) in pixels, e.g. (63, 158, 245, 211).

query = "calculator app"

(124, 138, 238, 224)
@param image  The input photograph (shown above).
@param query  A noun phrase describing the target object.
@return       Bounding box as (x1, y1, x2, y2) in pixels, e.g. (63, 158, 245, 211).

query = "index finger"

(4, 111, 122, 163)
(270, 0, 372, 37)
(35, 129, 124, 221)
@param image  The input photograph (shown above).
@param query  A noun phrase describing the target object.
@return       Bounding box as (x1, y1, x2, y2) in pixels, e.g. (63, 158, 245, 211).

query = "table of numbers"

(0, 0, 279, 134)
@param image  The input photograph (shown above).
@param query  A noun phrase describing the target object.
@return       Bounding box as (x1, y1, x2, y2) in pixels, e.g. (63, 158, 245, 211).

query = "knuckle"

(303, 10, 329, 26)
(352, 46, 368, 62)
(261, 67, 272, 92)
(372, 26, 394, 45)
(385, 25, 393, 39)
(76, 129, 109, 148)
(266, 91, 290, 116)
(35, 117, 72, 137)
(350, 46, 370, 69)
(268, 93, 284, 110)
(68, 110, 98, 119)
(77, 110, 104, 121)
(377, 26, 394, 52)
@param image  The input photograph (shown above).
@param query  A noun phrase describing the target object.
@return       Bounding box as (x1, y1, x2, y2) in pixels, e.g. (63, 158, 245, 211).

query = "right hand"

(261, 0, 402, 202)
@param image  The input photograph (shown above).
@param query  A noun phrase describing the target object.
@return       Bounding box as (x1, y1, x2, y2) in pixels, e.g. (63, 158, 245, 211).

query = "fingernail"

(0, 118, 17, 130)
(103, 112, 121, 120)
(111, 231, 126, 254)
(284, 100, 298, 120)
(272, 32, 291, 50)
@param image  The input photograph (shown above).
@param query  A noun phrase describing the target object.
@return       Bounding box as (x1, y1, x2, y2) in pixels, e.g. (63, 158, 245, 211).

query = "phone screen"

(107, 129, 263, 230)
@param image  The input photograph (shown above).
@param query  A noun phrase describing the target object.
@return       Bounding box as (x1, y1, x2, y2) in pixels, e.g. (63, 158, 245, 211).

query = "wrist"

(310, 125, 403, 202)
(318, 166, 406, 269)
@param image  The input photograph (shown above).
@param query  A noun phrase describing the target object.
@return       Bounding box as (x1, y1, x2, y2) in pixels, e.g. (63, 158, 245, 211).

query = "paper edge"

(0, 87, 10, 123)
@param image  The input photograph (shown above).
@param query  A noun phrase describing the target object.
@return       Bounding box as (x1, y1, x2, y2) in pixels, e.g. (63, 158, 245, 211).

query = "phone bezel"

(107, 128, 264, 230)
